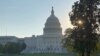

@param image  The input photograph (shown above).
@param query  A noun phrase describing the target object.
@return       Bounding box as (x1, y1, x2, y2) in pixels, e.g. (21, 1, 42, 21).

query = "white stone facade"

(22, 35, 67, 53)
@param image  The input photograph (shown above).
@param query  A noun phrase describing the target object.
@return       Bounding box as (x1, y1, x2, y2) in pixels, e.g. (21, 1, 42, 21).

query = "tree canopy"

(0, 42, 26, 54)
(64, 0, 100, 56)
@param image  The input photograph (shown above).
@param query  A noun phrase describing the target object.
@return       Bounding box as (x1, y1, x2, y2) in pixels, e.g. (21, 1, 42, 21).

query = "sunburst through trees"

(63, 0, 100, 56)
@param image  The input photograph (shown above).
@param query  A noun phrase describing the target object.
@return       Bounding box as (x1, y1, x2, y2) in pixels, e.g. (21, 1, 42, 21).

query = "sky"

(0, 0, 78, 38)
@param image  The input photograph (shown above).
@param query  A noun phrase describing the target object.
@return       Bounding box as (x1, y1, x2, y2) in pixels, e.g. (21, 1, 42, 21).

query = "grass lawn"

(0, 53, 76, 56)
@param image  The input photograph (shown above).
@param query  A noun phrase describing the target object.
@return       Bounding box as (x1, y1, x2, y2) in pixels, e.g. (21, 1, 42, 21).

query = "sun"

(77, 20, 83, 25)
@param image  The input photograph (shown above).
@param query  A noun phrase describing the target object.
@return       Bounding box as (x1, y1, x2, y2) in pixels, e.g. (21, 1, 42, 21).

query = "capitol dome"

(43, 7, 62, 36)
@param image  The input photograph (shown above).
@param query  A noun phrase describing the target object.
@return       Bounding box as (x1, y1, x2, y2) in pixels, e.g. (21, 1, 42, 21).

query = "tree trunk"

(86, 52, 90, 56)
(82, 52, 84, 56)
(82, 51, 85, 56)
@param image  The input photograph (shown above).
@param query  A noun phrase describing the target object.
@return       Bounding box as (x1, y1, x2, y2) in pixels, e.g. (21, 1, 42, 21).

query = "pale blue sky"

(0, 0, 78, 38)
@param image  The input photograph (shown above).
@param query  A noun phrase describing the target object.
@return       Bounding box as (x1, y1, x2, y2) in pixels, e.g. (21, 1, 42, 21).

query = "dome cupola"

(43, 7, 62, 36)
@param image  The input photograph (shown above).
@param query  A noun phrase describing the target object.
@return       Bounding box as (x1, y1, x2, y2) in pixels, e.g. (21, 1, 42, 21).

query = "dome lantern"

(51, 6, 54, 15)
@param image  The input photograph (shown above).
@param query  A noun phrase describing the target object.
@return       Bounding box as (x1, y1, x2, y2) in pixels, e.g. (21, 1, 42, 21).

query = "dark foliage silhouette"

(63, 0, 100, 56)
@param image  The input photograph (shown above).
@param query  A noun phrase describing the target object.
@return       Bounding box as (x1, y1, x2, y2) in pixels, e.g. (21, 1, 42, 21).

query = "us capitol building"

(0, 7, 67, 53)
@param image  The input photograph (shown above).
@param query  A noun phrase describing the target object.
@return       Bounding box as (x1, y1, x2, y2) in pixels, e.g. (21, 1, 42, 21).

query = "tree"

(1, 42, 26, 54)
(63, 28, 74, 52)
(64, 0, 100, 56)
(64, 28, 100, 56)
(0, 44, 3, 53)
(64, 28, 87, 56)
